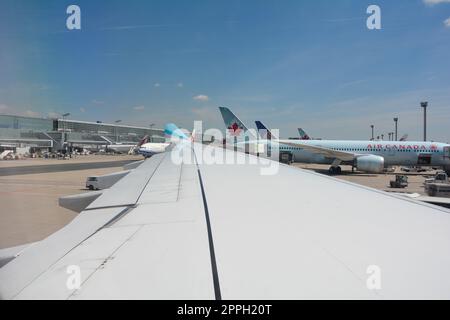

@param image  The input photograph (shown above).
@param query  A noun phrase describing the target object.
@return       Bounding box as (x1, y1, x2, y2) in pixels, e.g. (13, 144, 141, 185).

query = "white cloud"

(133, 105, 145, 111)
(24, 110, 41, 117)
(154, 83, 160, 88)
(445, 17, 450, 27)
(177, 82, 184, 88)
(92, 99, 104, 105)
(0, 104, 44, 118)
(193, 94, 209, 102)
(80, 107, 86, 113)
(423, 0, 450, 5)
(47, 112, 60, 118)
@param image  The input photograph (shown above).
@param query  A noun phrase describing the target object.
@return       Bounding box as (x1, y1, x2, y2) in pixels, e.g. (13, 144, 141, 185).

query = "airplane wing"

(1, 143, 450, 299)
(282, 140, 356, 162)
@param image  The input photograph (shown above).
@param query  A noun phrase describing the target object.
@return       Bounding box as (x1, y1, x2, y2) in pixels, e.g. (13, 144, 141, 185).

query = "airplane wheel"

(328, 166, 341, 175)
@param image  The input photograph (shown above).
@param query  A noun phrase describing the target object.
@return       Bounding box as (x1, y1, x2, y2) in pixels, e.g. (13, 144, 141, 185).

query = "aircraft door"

(444, 146, 450, 159)
(417, 153, 432, 165)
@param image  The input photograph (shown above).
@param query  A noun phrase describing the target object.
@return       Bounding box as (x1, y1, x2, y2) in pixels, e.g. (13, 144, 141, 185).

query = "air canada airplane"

(1, 122, 450, 299)
(220, 107, 450, 174)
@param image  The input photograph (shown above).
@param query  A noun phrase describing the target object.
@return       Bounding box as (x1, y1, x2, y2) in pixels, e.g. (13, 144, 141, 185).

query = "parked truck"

(86, 170, 131, 190)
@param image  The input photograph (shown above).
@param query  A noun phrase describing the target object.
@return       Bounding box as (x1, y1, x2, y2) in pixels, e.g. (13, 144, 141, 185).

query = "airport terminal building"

(0, 114, 164, 153)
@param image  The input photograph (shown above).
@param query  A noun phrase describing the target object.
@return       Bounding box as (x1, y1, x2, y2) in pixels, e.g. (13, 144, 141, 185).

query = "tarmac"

(0, 155, 142, 249)
(0, 160, 138, 176)
(293, 163, 434, 195)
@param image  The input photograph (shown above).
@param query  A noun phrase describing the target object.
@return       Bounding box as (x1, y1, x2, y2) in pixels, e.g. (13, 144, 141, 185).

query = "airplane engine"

(356, 155, 385, 173)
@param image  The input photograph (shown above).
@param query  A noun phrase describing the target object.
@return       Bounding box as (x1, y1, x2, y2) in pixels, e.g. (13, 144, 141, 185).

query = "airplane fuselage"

(106, 144, 136, 153)
(238, 139, 450, 169)
(138, 142, 170, 157)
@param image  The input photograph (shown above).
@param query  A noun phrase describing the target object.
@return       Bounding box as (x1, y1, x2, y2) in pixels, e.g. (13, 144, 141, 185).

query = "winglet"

(164, 123, 188, 140)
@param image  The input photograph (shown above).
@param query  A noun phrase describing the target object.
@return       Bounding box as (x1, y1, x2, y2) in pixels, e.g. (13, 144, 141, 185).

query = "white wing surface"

(1, 143, 450, 299)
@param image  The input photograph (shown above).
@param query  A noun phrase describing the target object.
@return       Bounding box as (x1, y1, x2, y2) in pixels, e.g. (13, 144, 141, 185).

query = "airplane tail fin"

(219, 107, 255, 138)
(137, 135, 150, 147)
(255, 121, 277, 139)
(298, 128, 311, 140)
(164, 123, 189, 141)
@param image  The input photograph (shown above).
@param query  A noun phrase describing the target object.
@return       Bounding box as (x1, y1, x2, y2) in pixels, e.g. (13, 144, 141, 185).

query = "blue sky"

(1, 0, 450, 141)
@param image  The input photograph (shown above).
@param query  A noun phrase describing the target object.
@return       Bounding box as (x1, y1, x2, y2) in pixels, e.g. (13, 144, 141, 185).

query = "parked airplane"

(105, 135, 150, 154)
(138, 124, 193, 157)
(138, 142, 170, 157)
(220, 107, 450, 174)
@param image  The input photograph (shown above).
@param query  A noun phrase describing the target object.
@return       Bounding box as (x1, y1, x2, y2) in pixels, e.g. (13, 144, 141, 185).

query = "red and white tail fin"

(137, 135, 150, 147)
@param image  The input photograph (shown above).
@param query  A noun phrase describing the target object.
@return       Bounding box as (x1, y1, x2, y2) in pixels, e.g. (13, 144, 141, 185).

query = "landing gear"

(279, 152, 294, 165)
(328, 166, 342, 175)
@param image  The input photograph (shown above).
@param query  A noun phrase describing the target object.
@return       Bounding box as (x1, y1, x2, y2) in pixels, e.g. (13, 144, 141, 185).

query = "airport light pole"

(388, 133, 392, 141)
(393, 117, 398, 141)
(115, 120, 122, 143)
(370, 125, 374, 141)
(381, 134, 384, 140)
(149, 124, 155, 142)
(62, 113, 70, 151)
(421, 102, 428, 142)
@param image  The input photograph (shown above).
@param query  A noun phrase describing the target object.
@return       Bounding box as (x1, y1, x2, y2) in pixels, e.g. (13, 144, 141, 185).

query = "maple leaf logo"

(228, 122, 243, 136)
